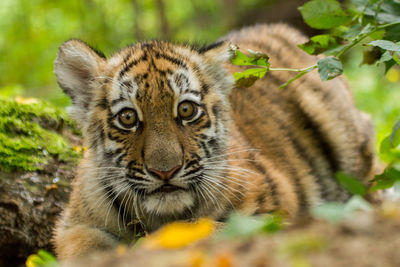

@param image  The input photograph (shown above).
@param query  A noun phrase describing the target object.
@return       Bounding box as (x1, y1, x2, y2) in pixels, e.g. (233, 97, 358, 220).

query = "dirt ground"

(64, 200, 400, 267)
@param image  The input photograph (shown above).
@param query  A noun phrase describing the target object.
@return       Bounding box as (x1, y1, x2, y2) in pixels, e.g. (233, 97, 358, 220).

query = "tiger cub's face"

(54, 40, 234, 218)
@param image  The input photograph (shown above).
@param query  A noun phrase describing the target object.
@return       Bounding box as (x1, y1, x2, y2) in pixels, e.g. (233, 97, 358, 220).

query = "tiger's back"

(52, 24, 375, 260)
(221, 24, 375, 214)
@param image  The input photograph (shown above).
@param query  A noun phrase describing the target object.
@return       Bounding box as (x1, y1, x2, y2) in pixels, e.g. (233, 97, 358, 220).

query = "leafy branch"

(231, 0, 400, 196)
(231, 0, 400, 88)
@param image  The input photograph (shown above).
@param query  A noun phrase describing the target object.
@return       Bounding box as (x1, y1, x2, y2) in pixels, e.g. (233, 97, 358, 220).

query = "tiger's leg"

(53, 224, 118, 260)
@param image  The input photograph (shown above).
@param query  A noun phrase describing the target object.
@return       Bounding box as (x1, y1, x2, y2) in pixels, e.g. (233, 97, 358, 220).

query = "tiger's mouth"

(149, 184, 185, 194)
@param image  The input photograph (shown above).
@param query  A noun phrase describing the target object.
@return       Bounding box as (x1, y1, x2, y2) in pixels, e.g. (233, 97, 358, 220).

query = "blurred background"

(0, 0, 399, 144)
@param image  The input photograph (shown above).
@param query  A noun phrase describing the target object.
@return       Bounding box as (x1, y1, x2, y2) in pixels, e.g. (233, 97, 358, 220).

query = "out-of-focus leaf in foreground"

(143, 218, 215, 249)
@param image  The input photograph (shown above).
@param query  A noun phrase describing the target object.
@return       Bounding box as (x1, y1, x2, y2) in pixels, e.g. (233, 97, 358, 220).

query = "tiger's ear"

(54, 39, 105, 121)
(201, 41, 236, 64)
(200, 41, 236, 95)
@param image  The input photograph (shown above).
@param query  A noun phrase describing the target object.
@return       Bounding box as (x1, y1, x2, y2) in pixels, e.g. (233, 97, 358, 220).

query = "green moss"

(0, 96, 80, 172)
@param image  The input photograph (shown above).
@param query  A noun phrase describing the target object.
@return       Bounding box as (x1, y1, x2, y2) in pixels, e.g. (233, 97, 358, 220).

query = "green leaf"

(370, 29, 387, 40)
(231, 49, 270, 67)
(298, 42, 318, 55)
(340, 23, 374, 41)
(377, 50, 393, 64)
(311, 196, 371, 223)
(37, 250, 57, 263)
(231, 50, 252, 66)
(384, 59, 397, 74)
(247, 49, 270, 67)
(233, 68, 268, 87)
(371, 174, 395, 191)
(325, 43, 351, 56)
(380, 136, 392, 156)
(298, 34, 339, 55)
(390, 119, 400, 148)
(359, 24, 375, 36)
(218, 213, 267, 238)
(379, 136, 393, 162)
(351, 0, 400, 23)
(393, 53, 400, 65)
(335, 172, 367, 196)
(384, 24, 400, 42)
(261, 214, 282, 233)
(369, 40, 400, 52)
(379, 135, 400, 162)
(299, 0, 350, 29)
(345, 195, 372, 212)
(311, 34, 337, 47)
(342, 24, 363, 39)
(317, 57, 343, 81)
(218, 213, 282, 239)
(26, 250, 58, 267)
(373, 0, 400, 23)
(311, 202, 350, 223)
(370, 167, 400, 192)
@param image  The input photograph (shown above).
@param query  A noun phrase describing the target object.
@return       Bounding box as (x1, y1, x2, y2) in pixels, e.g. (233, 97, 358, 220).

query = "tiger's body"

(53, 24, 375, 259)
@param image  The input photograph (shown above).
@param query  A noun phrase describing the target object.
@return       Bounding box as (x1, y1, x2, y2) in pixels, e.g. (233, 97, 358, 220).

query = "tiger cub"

(53, 24, 375, 259)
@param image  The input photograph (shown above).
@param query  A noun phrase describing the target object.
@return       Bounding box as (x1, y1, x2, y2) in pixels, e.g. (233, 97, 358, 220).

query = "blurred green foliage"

(345, 49, 400, 146)
(0, 0, 272, 105)
(218, 212, 282, 239)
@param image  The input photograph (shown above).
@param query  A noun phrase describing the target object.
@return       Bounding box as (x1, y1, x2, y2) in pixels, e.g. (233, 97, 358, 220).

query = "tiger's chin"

(142, 190, 194, 215)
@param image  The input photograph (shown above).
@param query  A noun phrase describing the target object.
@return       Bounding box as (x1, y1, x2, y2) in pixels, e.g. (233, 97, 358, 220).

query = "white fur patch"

(168, 68, 202, 118)
(143, 191, 194, 215)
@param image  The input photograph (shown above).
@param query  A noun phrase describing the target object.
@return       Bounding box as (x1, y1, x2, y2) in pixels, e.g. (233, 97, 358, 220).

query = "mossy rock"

(0, 96, 81, 172)
(0, 96, 81, 265)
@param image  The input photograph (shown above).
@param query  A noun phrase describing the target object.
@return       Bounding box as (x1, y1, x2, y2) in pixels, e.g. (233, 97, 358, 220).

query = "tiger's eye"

(118, 108, 137, 128)
(178, 101, 197, 120)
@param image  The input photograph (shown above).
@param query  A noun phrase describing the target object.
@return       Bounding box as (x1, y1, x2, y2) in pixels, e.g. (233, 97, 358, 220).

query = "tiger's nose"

(148, 165, 182, 181)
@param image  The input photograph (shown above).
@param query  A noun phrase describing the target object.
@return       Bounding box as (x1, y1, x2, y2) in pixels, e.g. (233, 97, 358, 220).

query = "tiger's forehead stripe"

(116, 44, 188, 80)
(109, 75, 144, 121)
(114, 42, 206, 81)
(119, 53, 148, 79)
(168, 68, 201, 93)
(108, 44, 213, 109)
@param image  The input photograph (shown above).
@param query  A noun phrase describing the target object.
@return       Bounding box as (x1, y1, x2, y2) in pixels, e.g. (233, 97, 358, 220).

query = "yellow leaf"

(144, 218, 215, 249)
(26, 255, 44, 267)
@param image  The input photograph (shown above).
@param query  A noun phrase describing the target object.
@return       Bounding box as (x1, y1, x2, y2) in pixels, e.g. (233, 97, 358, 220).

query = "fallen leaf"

(143, 218, 215, 249)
